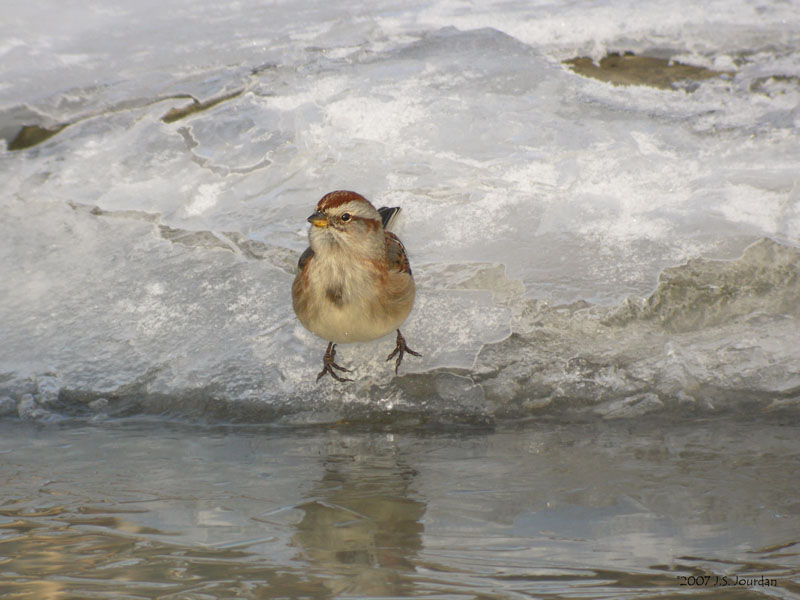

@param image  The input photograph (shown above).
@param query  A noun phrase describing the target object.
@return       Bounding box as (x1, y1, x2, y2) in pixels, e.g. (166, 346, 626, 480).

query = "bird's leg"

(386, 329, 421, 374)
(317, 342, 353, 382)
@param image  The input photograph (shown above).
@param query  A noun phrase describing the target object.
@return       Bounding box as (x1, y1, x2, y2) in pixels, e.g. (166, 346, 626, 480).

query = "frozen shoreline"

(2, 3, 800, 421)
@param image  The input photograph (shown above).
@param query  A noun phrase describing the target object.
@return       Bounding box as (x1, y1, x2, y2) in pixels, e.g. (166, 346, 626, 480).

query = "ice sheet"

(1, 0, 799, 422)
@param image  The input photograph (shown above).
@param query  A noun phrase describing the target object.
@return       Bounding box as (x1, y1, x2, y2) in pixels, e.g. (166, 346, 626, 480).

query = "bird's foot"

(386, 329, 421, 375)
(317, 342, 353, 382)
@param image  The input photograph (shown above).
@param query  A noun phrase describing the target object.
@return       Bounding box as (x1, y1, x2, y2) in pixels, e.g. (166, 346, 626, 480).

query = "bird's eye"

(340, 213, 351, 222)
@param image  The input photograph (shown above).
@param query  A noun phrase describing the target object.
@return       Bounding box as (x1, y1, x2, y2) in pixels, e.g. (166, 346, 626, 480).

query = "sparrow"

(292, 190, 420, 382)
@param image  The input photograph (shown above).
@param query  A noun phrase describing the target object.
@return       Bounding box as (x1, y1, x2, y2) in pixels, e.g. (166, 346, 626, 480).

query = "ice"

(1, 0, 799, 422)
(475, 239, 800, 418)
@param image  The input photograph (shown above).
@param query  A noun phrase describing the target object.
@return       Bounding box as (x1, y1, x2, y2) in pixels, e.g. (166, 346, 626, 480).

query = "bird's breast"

(298, 253, 409, 343)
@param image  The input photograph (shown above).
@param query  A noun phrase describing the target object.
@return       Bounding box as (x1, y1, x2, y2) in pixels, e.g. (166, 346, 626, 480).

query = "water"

(1, 417, 799, 599)
(2, 0, 800, 417)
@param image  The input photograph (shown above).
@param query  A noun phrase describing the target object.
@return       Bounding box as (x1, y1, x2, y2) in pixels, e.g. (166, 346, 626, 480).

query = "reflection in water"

(293, 448, 425, 596)
(0, 426, 428, 599)
(0, 420, 799, 598)
(0, 503, 329, 599)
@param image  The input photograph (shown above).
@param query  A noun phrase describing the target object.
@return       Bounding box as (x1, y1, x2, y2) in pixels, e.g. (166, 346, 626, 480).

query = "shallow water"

(2, 416, 798, 599)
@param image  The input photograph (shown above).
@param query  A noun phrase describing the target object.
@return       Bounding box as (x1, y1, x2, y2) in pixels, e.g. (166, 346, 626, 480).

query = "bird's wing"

(297, 246, 314, 272)
(385, 231, 412, 276)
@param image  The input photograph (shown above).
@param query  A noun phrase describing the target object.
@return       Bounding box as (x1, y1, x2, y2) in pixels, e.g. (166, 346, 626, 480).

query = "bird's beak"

(307, 211, 328, 228)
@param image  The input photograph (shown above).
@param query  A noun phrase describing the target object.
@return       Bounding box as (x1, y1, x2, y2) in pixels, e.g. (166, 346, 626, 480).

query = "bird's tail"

(377, 206, 401, 230)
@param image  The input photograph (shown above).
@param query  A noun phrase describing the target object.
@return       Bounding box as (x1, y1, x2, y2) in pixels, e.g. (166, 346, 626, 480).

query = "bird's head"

(307, 190, 384, 255)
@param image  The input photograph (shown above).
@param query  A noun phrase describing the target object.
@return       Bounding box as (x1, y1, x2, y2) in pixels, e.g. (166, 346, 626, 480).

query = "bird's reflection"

(292, 437, 425, 596)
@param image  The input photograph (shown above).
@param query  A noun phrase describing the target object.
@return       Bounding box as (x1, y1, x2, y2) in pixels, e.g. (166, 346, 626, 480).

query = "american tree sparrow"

(292, 190, 421, 382)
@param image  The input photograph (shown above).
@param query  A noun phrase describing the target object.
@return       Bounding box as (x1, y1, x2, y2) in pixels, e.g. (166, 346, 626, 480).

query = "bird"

(292, 190, 420, 382)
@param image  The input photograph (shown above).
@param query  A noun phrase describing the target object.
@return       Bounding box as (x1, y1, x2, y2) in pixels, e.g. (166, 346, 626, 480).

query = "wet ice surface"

(1, 418, 799, 599)
(2, 0, 800, 422)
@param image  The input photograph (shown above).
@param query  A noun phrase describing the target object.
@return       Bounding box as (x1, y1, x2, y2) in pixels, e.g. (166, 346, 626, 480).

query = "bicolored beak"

(307, 210, 328, 227)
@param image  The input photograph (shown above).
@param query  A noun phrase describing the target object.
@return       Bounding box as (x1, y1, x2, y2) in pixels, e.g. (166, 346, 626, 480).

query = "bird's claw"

(386, 329, 421, 375)
(317, 342, 353, 383)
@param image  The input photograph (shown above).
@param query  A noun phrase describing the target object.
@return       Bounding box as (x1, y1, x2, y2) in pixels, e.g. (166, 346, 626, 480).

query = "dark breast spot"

(325, 286, 344, 307)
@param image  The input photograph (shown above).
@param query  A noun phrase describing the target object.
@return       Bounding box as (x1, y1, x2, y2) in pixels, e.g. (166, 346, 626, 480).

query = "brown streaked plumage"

(291, 190, 420, 382)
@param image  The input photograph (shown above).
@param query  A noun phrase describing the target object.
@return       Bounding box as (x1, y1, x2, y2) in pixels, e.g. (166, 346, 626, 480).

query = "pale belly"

(301, 296, 411, 343)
